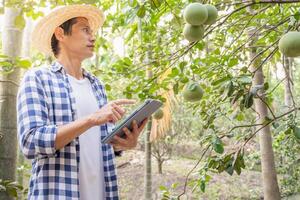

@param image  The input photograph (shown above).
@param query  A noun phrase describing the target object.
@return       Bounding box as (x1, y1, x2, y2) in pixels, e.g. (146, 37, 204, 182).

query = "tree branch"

(256, 94, 276, 119)
(177, 145, 211, 199)
(243, 107, 300, 147)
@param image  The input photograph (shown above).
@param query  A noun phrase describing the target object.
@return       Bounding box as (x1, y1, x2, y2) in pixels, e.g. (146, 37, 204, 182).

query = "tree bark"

(283, 56, 293, 108)
(16, 16, 33, 196)
(144, 48, 153, 200)
(144, 119, 152, 200)
(138, 8, 153, 199)
(0, 7, 23, 200)
(157, 158, 163, 174)
(248, 27, 281, 200)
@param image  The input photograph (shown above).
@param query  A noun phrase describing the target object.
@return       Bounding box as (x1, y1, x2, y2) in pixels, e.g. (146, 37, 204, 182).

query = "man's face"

(60, 17, 95, 59)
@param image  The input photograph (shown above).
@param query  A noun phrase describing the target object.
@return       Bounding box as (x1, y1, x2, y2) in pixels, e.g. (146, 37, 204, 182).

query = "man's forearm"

(55, 117, 94, 150)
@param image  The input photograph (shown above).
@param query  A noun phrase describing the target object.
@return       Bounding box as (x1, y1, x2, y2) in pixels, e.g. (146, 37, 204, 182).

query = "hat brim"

(32, 4, 105, 56)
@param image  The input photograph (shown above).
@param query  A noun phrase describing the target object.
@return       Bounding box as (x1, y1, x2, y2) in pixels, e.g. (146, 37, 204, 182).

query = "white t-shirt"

(67, 74, 105, 200)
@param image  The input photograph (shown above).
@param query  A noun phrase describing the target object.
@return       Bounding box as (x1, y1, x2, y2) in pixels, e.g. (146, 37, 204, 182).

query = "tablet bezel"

(101, 99, 162, 144)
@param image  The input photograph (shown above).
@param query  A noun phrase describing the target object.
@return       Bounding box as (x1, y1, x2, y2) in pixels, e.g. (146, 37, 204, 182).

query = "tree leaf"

(200, 180, 205, 192)
(128, 0, 138, 7)
(212, 76, 230, 86)
(14, 14, 25, 30)
(244, 93, 254, 108)
(225, 165, 234, 176)
(159, 185, 168, 191)
(173, 82, 178, 95)
(238, 75, 252, 84)
(226, 81, 234, 97)
(137, 5, 146, 18)
(228, 58, 238, 67)
(292, 126, 300, 140)
(17, 59, 31, 69)
(105, 84, 111, 91)
(212, 137, 224, 154)
(236, 112, 244, 121)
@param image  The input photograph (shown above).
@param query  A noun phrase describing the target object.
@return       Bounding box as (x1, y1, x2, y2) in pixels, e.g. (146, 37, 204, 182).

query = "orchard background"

(1, 0, 300, 199)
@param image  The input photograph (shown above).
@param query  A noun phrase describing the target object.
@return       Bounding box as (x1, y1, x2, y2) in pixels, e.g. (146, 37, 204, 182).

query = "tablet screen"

(101, 99, 162, 143)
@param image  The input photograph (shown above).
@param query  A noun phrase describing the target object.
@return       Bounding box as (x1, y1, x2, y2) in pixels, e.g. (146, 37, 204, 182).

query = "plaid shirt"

(17, 61, 119, 199)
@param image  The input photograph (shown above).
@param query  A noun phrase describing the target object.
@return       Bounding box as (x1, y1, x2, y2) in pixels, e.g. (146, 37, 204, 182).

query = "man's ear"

(54, 27, 64, 41)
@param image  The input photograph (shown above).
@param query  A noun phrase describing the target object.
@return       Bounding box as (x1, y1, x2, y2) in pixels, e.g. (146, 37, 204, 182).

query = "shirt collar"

(50, 61, 96, 83)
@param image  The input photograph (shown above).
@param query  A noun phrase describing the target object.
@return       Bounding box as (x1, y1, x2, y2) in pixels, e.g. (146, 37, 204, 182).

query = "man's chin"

(84, 51, 94, 59)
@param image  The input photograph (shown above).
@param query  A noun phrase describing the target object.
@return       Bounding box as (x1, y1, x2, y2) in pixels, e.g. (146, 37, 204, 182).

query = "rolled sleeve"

(17, 70, 57, 159)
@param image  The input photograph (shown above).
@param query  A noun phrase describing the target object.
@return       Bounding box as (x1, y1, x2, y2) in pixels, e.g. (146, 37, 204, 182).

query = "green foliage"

(0, 179, 27, 199)
(14, 13, 25, 30)
(158, 183, 178, 200)
(88, 0, 300, 196)
(0, 55, 31, 73)
(5, 0, 300, 197)
(212, 136, 224, 154)
(274, 130, 300, 196)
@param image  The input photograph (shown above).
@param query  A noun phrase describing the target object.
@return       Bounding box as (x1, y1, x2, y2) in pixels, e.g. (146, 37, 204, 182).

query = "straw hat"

(32, 4, 105, 56)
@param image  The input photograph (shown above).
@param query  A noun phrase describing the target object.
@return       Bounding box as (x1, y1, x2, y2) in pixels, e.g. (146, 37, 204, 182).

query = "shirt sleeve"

(17, 70, 58, 159)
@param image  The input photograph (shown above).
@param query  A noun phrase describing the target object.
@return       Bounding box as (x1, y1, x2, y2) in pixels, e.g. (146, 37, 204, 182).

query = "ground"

(20, 148, 300, 200)
(116, 150, 263, 200)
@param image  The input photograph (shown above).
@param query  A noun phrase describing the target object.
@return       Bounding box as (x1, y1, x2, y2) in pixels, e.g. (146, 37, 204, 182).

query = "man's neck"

(57, 54, 84, 80)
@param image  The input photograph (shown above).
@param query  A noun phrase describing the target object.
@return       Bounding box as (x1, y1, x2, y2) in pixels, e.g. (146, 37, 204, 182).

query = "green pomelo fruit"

(184, 3, 208, 25)
(278, 31, 300, 57)
(204, 4, 218, 25)
(183, 24, 204, 42)
(183, 83, 204, 102)
(153, 109, 164, 120)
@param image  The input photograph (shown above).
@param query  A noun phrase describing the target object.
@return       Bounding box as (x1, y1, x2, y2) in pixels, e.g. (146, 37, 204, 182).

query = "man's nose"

(90, 34, 96, 43)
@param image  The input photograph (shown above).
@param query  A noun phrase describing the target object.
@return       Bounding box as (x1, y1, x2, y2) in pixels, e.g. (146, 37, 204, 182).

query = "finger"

(123, 127, 133, 139)
(113, 105, 126, 116)
(109, 141, 122, 150)
(132, 120, 138, 135)
(113, 135, 127, 145)
(112, 99, 136, 106)
(138, 118, 149, 132)
(113, 145, 123, 151)
(112, 109, 122, 120)
(109, 113, 118, 124)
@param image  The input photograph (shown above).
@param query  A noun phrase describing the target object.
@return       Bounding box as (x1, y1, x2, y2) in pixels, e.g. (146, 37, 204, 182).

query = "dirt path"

(116, 150, 263, 200)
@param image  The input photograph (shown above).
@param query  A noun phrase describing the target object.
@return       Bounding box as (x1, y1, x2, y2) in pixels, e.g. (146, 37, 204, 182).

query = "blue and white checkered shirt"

(17, 61, 119, 199)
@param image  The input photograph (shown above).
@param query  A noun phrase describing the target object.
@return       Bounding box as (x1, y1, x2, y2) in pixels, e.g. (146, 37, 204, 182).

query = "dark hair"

(51, 18, 77, 57)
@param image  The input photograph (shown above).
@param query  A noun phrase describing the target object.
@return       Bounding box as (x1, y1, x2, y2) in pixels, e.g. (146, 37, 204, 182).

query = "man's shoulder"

(83, 69, 104, 86)
(23, 65, 55, 80)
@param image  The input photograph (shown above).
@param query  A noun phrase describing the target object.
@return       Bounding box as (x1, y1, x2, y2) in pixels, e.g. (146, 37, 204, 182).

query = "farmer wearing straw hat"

(17, 4, 148, 200)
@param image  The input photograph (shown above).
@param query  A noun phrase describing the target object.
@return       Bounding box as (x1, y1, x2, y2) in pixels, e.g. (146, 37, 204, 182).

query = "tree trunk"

(144, 47, 153, 200)
(138, 8, 152, 199)
(16, 15, 33, 194)
(0, 7, 23, 200)
(144, 119, 152, 200)
(283, 56, 293, 108)
(248, 27, 281, 200)
(157, 158, 163, 174)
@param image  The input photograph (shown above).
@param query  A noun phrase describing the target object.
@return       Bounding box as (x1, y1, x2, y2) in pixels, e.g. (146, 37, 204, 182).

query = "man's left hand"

(109, 118, 149, 151)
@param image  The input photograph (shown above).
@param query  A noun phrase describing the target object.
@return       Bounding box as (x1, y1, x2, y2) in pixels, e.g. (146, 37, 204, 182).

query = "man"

(17, 4, 148, 200)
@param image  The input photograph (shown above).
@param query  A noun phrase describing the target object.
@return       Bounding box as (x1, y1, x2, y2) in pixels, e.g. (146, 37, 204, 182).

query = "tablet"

(101, 99, 163, 144)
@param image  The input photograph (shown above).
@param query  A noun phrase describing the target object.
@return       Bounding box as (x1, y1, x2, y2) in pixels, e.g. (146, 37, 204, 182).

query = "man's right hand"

(87, 99, 136, 126)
